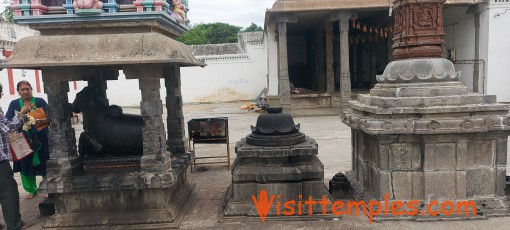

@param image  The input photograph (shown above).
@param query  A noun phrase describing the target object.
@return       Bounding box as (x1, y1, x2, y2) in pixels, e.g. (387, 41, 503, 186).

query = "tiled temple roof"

(268, 0, 487, 12)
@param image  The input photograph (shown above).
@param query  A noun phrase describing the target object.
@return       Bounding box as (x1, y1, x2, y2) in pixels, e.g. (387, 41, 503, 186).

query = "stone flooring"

(2, 101, 510, 229)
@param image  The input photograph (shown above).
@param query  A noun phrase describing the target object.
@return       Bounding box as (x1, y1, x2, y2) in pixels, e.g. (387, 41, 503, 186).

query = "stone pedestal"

(342, 58, 510, 220)
(342, 0, 510, 220)
(223, 108, 332, 219)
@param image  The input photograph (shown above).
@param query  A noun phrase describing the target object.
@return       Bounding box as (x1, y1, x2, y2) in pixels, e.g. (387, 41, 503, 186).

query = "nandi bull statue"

(72, 85, 143, 160)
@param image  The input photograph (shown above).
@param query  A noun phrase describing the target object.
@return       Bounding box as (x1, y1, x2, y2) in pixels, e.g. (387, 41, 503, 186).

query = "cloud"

(187, 0, 275, 28)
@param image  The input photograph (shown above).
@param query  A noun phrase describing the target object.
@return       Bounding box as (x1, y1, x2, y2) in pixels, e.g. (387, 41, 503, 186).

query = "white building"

(264, 0, 510, 109)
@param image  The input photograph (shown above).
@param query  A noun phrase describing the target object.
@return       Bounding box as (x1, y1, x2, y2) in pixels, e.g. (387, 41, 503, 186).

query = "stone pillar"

(326, 22, 335, 95)
(125, 65, 171, 172)
(164, 66, 188, 154)
(41, 69, 82, 177)
(341, 0, 510, 220)
(339, 14, 351, 109)
(277, 21, 291, 112)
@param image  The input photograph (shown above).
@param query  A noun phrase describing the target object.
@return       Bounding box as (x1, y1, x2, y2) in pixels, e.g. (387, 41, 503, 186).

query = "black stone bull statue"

(72, 85, 143, 159)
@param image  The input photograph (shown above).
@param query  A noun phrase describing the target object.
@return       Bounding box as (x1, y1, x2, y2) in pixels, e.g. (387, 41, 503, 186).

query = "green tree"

(1, 0, 15, 23)
(243, 23, 263, 32)
(178, 22, 242, 45)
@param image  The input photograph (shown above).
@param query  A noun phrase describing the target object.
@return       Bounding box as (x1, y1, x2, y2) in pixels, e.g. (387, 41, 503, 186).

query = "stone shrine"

(342, 0, 510, 220)
(1, 1, 201, 228)
(223, 107, 332, 219)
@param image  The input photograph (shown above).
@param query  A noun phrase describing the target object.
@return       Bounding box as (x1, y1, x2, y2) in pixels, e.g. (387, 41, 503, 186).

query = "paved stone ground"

(1, 101, 510, 229)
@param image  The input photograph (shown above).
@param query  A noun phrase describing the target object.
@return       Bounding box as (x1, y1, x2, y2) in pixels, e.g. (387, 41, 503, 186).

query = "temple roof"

(0, 32, 204, 69)
(268, 0, 487, 12)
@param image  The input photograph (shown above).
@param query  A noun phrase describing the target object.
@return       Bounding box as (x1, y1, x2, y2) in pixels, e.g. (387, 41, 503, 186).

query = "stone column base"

(346, 170, 509, 221)
(222, 137, 334, 220)
(43, 153, 195, 229)
(343, 130, 510, 221)
(221, 183, 334, 221)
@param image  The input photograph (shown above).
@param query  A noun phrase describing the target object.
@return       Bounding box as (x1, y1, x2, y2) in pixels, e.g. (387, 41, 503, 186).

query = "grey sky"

(187, 0, 275, 28)
(1, 1, 276, 28)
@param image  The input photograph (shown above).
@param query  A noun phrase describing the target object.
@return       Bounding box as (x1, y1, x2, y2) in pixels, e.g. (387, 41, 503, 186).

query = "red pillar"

(35, 70, 41, 93)
(7, 69, 15, 95)
(3, 50, 15, 95)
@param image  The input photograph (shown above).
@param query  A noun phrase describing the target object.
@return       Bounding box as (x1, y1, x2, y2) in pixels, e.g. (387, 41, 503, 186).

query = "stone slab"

(235, 136, 318, 158)
(1, 33, 203, 70)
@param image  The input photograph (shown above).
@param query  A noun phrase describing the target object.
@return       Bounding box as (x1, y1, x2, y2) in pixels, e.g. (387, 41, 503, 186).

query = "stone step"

(357, 94, 497, 109)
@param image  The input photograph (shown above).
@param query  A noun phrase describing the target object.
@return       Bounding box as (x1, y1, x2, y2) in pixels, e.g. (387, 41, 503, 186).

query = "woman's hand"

(20, 103, 33, 114)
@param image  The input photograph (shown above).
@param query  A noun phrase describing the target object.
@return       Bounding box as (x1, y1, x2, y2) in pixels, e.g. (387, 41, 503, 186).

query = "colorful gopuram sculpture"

(171, 0, 187, 22)
(73, 0, 103, 10)
(11, 0, 190, 26)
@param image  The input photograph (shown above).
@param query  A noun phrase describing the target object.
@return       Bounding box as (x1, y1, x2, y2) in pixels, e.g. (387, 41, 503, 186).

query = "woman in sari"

(6, 80, 50, 199)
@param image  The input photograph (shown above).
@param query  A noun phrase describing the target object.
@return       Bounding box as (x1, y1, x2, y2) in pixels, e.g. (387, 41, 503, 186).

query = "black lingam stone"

(246, 107, 306, 147)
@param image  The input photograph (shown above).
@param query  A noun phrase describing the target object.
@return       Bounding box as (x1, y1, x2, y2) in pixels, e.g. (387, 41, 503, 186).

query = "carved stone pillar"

(277, 21, 291, 112)
(326, 22, 335, 95)
(164, 66, 188, 154)
(341, 0, 510, 220)
(392, 0, 445, 59)
(125, 65, 171, 172)
(339, 14, 351, 109)
(41, 69, 82, 177)
(140, 77, 170, 172)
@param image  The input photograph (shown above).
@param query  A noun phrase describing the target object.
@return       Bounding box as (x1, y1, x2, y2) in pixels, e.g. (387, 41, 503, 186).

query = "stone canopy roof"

(0, 32, 204, 69)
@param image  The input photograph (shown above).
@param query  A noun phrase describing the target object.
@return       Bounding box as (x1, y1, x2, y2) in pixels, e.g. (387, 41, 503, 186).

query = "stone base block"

(346, 170, 510, 221)
(43, 157, 194, 229)
(39, 198, 55, 216)
(232, 181, 330, 202)
(43, 181, 196, 229)
(232, 155, 325, 183)
(222, 184, 334, 221)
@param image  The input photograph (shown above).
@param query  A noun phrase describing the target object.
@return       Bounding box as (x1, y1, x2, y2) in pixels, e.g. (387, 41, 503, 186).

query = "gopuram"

(1, 0, 201, 228)
(342, 0, 510, 220)
(223, 107, 332, 219)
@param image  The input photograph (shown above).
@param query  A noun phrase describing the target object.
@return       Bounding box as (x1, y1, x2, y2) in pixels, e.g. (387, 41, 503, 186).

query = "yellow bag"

(28, 106, 48, 131)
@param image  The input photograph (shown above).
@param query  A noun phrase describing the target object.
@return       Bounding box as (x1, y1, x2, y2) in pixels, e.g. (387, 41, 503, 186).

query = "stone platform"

(42, 154, 195, 229)
(342, 58, 510, 220)
(223, 108, 333, 219)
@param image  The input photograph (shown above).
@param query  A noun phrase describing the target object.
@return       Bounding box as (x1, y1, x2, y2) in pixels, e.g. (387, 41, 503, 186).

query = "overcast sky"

(1, 0, 276, 28)
(188, 0, 276, 28)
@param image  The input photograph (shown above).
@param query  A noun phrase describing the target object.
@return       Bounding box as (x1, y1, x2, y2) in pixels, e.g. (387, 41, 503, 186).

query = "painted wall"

(105, 32, 268, 106)
(443, 5, 476, 92)
(180, 43, 267, 103)
(266, 22, 280, 96)
(480, 0, 510, 102)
